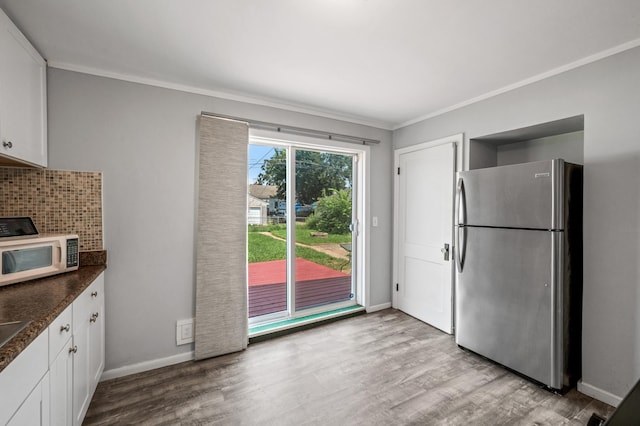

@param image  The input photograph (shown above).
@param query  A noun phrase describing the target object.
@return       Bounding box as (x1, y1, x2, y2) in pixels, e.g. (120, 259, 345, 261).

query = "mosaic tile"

(0, 167, 103, 250)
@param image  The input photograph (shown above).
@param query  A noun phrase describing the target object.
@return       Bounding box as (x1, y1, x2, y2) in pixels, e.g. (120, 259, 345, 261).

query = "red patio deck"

(248, 258, 352, 317)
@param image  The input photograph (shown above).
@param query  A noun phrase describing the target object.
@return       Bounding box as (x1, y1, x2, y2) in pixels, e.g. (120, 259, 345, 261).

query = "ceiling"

(1, 1, 640, 130)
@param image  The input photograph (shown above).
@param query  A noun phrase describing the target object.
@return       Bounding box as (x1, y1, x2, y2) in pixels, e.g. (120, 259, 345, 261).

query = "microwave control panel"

(66, 238, 79, 267)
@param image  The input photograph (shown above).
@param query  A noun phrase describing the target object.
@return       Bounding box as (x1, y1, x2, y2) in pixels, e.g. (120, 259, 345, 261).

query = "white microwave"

(0, 234, 80, 287)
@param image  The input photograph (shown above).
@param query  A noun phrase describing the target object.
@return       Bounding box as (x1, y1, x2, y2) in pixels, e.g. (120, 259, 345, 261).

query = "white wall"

(47, 68, 393, 371)
(394, 46, 640, 403)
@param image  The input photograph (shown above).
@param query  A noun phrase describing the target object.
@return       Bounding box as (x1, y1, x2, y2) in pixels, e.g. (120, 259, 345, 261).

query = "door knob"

(441, 243, 450, 261)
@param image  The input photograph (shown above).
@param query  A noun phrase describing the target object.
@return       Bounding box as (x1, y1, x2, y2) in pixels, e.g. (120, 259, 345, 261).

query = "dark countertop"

(0, 264, 106, 374)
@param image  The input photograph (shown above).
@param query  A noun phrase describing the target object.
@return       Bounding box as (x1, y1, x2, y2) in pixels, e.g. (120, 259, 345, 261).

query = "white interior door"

(394, 140, 457, 333)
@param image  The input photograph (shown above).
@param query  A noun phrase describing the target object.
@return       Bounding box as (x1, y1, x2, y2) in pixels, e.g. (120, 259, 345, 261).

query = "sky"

(248, 144, 275, 183)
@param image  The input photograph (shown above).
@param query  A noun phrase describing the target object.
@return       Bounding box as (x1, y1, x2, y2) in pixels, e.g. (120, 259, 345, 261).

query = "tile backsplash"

(0, 167, 103, 251)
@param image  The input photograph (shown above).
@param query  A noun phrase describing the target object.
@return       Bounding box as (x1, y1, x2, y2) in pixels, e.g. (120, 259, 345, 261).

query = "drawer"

(49, 303, 73, 363)
(73, 273, 104, 331)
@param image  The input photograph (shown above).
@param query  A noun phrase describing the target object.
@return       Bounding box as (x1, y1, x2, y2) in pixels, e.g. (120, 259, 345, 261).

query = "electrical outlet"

(176, 318, 194, 345)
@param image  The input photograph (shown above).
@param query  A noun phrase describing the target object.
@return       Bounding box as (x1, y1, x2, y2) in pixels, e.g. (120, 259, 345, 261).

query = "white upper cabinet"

(0, 8, 47, 167)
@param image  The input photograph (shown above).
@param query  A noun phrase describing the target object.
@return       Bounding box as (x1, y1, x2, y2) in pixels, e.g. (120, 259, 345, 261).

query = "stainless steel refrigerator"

(454, 159, 582, 391)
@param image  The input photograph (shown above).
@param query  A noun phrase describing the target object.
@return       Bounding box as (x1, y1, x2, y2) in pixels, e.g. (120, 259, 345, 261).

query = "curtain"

(195, 114, 248, 360)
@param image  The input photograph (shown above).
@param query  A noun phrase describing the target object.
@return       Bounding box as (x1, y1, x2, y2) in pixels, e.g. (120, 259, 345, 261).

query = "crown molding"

(47, 61, 394, 131)
(394, 38, 640, 130)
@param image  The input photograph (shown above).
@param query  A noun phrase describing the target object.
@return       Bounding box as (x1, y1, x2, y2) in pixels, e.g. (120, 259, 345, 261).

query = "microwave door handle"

(57, 246, 62, 264)
(3, 251, 16, 274)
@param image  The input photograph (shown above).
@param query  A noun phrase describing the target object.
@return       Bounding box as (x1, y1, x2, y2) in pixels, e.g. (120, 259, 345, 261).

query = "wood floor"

(84, 309, 614, 425)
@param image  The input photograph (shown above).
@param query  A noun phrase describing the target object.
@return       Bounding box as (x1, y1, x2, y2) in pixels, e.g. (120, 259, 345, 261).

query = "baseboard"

(578, 380, 623, 407)
(366, 302, 391, 313)
(100, 351, 194, 381)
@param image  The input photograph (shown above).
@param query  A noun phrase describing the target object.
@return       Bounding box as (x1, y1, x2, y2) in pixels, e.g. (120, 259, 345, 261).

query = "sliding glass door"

(247, 144, 288, 319)
(294, 149, 354, 312)
(247, 139, 360, 324)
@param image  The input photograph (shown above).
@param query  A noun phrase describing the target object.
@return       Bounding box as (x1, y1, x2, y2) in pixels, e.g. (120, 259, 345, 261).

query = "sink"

(0, 321, 30, 349)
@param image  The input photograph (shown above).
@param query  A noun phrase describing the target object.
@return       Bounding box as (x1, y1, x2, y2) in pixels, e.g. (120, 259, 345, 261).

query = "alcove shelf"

(469, 115, 584, 169)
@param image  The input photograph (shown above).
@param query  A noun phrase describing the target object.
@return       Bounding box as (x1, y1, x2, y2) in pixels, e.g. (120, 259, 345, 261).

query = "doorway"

(393, 134, 462, 334)
(247, 134, 366, 326)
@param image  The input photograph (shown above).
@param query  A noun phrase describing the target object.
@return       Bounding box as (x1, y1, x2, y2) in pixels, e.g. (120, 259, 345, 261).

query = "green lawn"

(247, 233, 286, 263)
(249, 223, 351, 245)
(248, 232, 349, 271)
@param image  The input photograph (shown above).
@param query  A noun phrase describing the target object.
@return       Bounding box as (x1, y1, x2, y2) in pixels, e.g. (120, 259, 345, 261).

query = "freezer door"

(455, 227, 562, 388)
(457, 159, 563, 229)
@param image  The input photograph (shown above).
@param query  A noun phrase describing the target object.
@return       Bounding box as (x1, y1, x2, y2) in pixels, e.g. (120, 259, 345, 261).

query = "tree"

(306, 189, 352, 234)
(256, 149, 352, 204)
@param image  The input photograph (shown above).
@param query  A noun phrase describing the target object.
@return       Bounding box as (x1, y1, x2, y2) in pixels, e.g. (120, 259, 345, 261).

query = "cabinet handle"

(60, 323, 71, 333)
(91, 291, 98, 298)
(68, 345, 78, 354)
(2, 141, 12, 149)
(90, 312, 99, 323)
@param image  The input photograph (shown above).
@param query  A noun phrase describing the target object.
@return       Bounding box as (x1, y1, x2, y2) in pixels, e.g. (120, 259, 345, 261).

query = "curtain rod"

(202, 112, 381, 145)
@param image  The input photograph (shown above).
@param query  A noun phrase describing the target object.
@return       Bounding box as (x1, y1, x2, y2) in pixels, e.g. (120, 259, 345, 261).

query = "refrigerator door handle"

(455, 177, 466, 272)
(455, 225, 466, 272)
(456, 177, 466, 226)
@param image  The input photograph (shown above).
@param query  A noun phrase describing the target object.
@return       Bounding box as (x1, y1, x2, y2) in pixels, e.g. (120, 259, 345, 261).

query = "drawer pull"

(68, 345, 78, 354)
(91, 291, 98, 298)
(60, 323, 71, 333)
(90, 312, 99, 323)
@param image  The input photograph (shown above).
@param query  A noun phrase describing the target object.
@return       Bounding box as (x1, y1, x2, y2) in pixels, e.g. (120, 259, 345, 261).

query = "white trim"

(100, 351, 194, 381)
(394, 38, 640, 130)
(366, 302, 391, 313)
(578, 380, 623, 407)
(47, 61, 393, 130)
(392, 134, 464, 312)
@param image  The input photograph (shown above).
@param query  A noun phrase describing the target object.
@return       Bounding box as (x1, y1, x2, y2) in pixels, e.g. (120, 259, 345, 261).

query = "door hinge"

(396, 283, 399, 291)
(397, 167, 400, 175)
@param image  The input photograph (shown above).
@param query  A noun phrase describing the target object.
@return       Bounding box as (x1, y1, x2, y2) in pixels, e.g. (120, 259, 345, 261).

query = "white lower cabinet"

(0, 272, 105, 426)
(51, 271, 105, 426)
(72, 272, 105, 426)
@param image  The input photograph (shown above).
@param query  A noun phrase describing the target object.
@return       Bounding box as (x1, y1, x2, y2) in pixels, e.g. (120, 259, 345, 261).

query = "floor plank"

(84, 309, 614, 425)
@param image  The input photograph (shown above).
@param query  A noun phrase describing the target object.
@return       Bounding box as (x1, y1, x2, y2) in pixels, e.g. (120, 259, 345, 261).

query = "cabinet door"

(7, 373, 50, 426)
(72, 305, 91, 426)
(50, 341, 74, 426)
(0, 330, 48, 425)
(0, 9, 47, 166)
(88, 275, 105, 392)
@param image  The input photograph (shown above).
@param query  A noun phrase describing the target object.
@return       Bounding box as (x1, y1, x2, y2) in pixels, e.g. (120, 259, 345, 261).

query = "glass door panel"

(248, 141, 359, 324)
(247, 144, 288, 319)
(294, 149, 354, 311)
